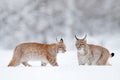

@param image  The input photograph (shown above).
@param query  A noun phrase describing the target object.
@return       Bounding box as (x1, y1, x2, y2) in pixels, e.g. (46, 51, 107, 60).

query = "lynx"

(8, 38, 66, 67)
(75, 35, 114, 65)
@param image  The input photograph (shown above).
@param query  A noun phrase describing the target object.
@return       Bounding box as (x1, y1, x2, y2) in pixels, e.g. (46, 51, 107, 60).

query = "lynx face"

(75, 35, 87, 50)
(75, 39, 86, 50)
(57, 39, 66, 53)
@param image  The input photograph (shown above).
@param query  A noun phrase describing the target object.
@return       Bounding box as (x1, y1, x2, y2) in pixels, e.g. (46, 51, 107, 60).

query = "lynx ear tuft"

(60, 38, 63, 42)
(75, 35, 79, 40)
(83, 34, 87, 40)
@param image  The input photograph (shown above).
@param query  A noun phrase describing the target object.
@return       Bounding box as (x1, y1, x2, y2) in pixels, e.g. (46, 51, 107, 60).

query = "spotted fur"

(75, 35, 114, 65)
(8, 38, 66, 67)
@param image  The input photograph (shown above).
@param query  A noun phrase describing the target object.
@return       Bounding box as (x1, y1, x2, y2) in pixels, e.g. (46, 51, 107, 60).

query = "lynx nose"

(76, 46, 80, 49)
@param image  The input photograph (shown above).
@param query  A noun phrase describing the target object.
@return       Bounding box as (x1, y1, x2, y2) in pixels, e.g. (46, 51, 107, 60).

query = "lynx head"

(75, 34, 87, 50)
(57, 38, 66, 53)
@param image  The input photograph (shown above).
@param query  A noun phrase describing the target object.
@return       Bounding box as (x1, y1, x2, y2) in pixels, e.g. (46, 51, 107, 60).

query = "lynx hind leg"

(41, 62, 47, 66)
(22, 62, 31, 67)
(8, 58, 20, 67)
(106, 62, 112, 66)
(96, 55, 109, 65)
(8, 47, 22, 67)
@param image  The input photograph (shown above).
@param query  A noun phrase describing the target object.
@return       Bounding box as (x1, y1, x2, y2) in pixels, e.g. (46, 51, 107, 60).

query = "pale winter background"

(0, 0, 120, 80)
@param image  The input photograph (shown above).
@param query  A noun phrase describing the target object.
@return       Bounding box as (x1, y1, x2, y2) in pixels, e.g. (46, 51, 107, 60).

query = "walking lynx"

(75, 35, 114, 65)
(8, 38, 66, 67)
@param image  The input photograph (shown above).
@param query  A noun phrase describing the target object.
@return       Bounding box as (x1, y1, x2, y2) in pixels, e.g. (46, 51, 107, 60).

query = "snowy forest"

(0, 0, 120, 80)
(0, 0, 120, 49)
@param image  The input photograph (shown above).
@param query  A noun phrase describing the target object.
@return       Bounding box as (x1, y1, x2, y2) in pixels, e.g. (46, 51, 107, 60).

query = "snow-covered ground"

(0, 0, 120, 79)
(0, 35, 120, 80)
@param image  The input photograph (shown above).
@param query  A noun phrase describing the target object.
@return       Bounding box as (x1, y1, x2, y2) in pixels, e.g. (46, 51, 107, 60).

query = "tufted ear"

(75, 35, 79, 40)
(60, 38, 63, 42)
(83, 34, 87, 41)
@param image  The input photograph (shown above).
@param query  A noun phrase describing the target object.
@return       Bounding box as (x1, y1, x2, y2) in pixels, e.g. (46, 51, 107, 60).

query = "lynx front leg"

(78, 60, 85, 65)
(22, 62, 31, 67)
(78, 58, 81, 65)
(77, 54, 85, 65)
(78, 57, 85, 65)
(77, 54, 81, 65)
(88, 57, 94, 65)
(47, 57, 58, 66)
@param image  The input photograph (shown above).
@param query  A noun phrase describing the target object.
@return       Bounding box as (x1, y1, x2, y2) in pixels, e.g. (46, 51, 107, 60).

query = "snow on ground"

(0, 35, 120, 80)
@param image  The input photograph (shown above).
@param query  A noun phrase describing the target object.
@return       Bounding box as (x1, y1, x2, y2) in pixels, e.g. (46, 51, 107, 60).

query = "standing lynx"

(8, 38, 66, 67)
(75, 35, 114, 65)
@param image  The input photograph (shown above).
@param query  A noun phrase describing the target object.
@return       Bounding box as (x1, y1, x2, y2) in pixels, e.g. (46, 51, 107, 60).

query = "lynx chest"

(77, 48, 91, 64)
